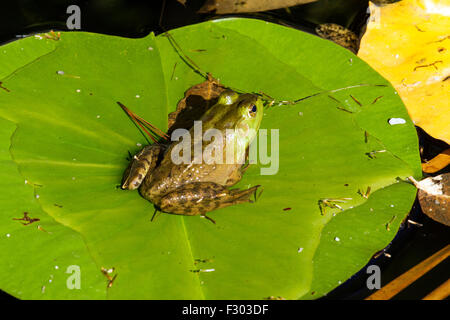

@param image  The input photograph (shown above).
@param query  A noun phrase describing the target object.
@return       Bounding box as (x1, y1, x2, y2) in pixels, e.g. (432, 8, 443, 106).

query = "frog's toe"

(121, 144, 163, 190)
(121, 173, 144, 190)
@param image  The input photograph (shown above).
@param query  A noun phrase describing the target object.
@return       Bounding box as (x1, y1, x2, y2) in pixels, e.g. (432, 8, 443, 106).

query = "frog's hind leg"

(121, 144, 164, 190)
(159, 182, 261, 221)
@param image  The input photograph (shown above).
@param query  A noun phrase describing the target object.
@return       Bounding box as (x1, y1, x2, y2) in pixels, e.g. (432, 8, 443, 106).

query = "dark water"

(0, 0, 448, 300)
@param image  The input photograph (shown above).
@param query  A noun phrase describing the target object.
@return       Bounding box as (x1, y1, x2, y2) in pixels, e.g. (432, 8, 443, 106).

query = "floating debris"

(358, 186, 372, 199)
(194, 258, 212, 264)
(408, 219, 423, 227)
(366, 150, 387, 159)
(44, 30, 60, 41)
(264, 296, 286, 300)
(318, 198, 352, 215)
(13, 212, 40, 226)
(386, 215, 397, 231)
(37, 225, 51, 233)
(190, 268, 215, 273)
(371, 96, 383, 104)
(101, 267, 117, 289)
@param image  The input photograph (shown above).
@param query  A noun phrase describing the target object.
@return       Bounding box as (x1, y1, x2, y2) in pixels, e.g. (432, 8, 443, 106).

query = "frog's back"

(142, 147, 242, 203)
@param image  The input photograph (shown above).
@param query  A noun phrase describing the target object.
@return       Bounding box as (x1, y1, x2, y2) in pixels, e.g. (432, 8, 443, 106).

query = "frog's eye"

(248, 104, 257, 117)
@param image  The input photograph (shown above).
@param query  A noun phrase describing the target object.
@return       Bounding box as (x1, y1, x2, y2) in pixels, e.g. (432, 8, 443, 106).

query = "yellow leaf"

(358, 0, 450, 143)
(422, 148, 450, 173)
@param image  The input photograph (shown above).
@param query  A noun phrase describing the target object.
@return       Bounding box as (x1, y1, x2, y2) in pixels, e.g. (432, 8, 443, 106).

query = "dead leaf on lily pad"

(198, 0, 317, 14)
(409, 174, 450, 226)
(358, 0, 450, 143)
(167, 74, 226, 133)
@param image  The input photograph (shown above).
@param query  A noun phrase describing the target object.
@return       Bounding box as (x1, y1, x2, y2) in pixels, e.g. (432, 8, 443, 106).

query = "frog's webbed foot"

(121, 144, 164, 190)
(159, 182, 261, 218)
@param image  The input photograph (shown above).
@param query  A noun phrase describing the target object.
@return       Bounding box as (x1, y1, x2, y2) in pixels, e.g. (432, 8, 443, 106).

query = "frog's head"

(215, 90, 264, 146)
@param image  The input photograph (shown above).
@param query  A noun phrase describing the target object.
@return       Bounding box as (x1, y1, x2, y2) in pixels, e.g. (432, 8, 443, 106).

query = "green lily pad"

(0, 18, 421, 299)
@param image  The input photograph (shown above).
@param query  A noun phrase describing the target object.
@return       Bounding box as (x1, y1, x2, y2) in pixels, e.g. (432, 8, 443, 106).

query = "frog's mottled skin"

(121, 90, 263, 220)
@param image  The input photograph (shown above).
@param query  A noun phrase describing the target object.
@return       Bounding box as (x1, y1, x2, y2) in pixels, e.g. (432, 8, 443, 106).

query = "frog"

(121, 89, 264, 222)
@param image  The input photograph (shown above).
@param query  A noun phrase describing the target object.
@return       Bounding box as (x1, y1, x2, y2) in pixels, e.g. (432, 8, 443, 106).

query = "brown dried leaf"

(198, 0, 317, 14)
(167, 73, 226, 134)
(410, 174, 450, 226)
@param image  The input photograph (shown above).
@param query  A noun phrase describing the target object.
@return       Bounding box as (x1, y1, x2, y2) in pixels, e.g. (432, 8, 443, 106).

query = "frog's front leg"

(121, 144, 164, 190)
(159, 182, 260, 222)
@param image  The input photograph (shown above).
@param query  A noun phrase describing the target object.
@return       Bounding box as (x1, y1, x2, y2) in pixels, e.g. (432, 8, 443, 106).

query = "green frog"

(121, 90, 263, 222)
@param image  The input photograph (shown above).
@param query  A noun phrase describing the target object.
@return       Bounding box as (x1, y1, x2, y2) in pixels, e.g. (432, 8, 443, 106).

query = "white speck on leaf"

(334, 237, 340, 242)
(388, 118, 406, 125)
(6, 234, 10, 238)
(298, 247, 304, 253)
